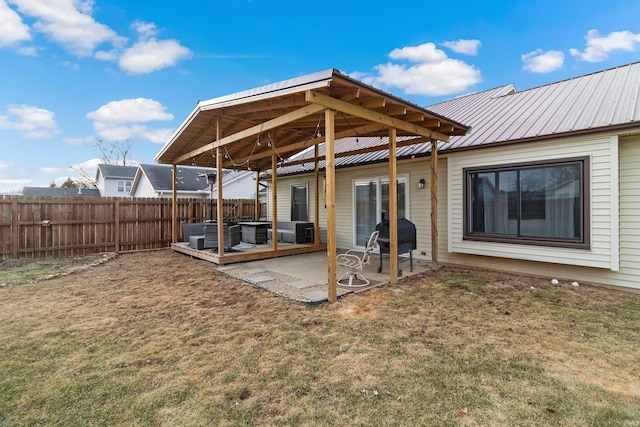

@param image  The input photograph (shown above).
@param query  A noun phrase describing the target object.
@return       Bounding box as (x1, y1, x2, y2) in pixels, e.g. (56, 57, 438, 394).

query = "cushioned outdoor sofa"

(267, 221, 314, 244)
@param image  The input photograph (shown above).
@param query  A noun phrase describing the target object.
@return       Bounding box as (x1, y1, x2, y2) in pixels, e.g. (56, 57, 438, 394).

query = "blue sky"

(1, 0, 639, 193)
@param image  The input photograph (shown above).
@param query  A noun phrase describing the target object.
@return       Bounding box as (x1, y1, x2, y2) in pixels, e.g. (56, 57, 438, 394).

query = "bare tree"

(95, 139, 133, 166)
(70, 139, 135, 188)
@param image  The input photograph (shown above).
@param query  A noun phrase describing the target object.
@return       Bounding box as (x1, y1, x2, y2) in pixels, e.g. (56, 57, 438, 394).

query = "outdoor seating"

(203, 223, 242, 251)
(336, 230, 379, 287)
(267, 221, 314, 243)
(182, 222, 208, 242)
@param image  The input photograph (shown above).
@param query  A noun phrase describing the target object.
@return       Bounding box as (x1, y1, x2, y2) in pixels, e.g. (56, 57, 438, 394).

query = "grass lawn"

(1, 249, 639, 426)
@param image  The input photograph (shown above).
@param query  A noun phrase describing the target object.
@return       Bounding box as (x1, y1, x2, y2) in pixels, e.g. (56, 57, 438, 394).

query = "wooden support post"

(314, 144, 320, 245)
(11, 198, 18, 259)
(216, 117, 224, 256)
(271, 154, 278, 251)
(389, 128, 398, 284)
(172, 165, 178, 243)
(254, 170, 260, 221)
(325, 109, 337, 303)
(431, 139, 439, 271)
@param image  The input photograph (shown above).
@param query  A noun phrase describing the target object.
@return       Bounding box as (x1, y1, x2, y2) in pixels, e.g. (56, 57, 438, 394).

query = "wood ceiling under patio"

(155, 69, 469, 171)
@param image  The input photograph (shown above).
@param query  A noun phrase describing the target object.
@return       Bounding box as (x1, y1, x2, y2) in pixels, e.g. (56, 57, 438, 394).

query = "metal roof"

(270, 61, 640, 177)
(429, 61, 640, 151)
(155, 68, 469, 171)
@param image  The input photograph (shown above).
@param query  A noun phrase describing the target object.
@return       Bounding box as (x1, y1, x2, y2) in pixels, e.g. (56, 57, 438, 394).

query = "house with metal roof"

(268, 61, 640, 291)
(95, 164, 138, 197)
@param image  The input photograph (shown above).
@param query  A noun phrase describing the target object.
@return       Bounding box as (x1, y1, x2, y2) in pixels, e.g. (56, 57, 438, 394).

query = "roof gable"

(155, 68, 469, 171)
(96, 164, 138, 180)
(137, 164, 215, 192)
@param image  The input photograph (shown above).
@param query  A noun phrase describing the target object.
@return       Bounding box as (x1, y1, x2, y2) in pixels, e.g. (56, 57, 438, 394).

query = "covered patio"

(155, 69, 468, 302)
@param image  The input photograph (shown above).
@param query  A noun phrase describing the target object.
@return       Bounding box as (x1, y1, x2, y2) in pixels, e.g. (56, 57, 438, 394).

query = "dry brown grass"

(1, 249, 639, 426)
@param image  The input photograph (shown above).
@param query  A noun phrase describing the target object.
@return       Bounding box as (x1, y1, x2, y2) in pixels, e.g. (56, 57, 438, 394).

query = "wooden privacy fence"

(0, 196, 267, 260)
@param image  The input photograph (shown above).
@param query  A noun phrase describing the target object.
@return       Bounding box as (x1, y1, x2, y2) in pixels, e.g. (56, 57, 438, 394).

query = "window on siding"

(291, 183, 308, 221)
(464, 157, 589, 248)
(118, 180, 132, 193)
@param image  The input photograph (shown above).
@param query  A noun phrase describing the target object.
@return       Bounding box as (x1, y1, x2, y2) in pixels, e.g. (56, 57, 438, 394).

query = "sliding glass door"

(353, 176, 408, 248)
(355, 180, 378, 247)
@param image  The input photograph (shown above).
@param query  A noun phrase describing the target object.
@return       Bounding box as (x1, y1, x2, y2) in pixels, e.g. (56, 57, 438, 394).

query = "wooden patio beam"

(305, 90, 450, 142)
(282, 135, 431, 167)
(229, 122, 385, 166)
(174, 103, 325, 164)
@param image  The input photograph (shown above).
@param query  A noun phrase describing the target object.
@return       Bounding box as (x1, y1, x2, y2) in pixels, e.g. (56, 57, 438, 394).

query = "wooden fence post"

(114, 199, 120, 253)
(11, 198, 18, 259)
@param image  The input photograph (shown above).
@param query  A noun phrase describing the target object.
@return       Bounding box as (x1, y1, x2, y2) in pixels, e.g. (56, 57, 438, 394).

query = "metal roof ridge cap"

(197, 69, 337, 109)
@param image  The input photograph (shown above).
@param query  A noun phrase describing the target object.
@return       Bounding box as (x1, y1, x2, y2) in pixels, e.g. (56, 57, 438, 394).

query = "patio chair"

(203, 223, 242, 251)
(337, 230, 379, 287)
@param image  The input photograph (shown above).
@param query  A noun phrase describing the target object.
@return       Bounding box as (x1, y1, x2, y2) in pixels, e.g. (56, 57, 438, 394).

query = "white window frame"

(351, 174, 410, 248)
(290, 182, 309, 221)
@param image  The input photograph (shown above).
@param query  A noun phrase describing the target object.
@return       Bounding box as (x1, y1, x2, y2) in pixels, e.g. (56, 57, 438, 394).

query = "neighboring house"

(22, 187, 101, 197)
(130, 164, 211, 198)
(214, 170, 259, 199)
(95, 164, 137, 197)
(129, 163, 258, 199)
(269, 61, 640, 290)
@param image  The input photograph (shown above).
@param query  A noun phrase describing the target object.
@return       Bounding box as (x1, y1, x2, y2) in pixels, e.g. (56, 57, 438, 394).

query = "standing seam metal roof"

(270, 61, 640, 177)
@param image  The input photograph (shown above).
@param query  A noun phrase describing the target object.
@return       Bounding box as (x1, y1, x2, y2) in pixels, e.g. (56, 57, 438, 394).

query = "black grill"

(375, 217, 417, 275)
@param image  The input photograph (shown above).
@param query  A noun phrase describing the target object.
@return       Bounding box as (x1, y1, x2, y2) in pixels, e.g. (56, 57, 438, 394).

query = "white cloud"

(131, 20, 158, 40)
(0, 104, 60, 139)
(70, 157, 100, 172)
(570, 29, 640, 62)
(119, 38, 192, 75)
(521, 49, 564, 73)
(0, 161, 13, 170)
(87, 98, 173, 124)
(441, 39, 481, 56)
(358, 42, 481, 97)
(86, 98, 175, 144)
(8, 0, 126, 57)
(0, 0, 31, 46)
(63, 136, 93, 145)
(17, 46, 37, 56)
(40, 166, 64, 174)
(0, 177, 31, 193)
(4, 4, 190, 74)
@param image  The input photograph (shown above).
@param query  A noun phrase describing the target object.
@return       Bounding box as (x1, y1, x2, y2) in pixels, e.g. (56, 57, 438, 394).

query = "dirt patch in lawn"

(1, 249, 639, 426)
(0, 253, 115, 286)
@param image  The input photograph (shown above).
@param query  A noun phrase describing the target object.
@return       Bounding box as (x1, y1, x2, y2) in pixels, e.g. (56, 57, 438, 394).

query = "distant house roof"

(271, 61, 640, 177)
(22, 187, 101, 197)
(134, 164, 219, 193)
(96, 164, 137, 180)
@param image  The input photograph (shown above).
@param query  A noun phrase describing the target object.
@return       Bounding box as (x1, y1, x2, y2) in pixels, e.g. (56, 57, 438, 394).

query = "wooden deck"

(171, 241, 327, 265)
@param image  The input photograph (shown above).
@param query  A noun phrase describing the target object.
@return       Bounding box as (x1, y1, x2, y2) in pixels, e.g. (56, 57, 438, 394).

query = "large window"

(291, 183, 308, 221)
(464, 158, 589, 248)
